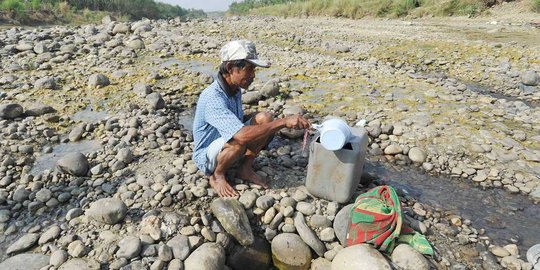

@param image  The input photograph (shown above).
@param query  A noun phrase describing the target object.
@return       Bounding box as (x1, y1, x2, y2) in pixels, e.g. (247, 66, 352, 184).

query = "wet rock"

(490, 245, 511, 257)
(333, 204, 353, 245)
(391, 244, 429, 270)
(271, 233, 311, 270)
(211, 198, 254, 246)
(0, 253, 49, 269)
(294, 213, 326, 256)
(6, 233, 39, 255)
(57, 152, 89, 176)
(228, 236, 271, 270)
(87, 197, 127, 224)
(0, 103, 24, 119)
(332, 244, 391, 270)
(116, 236, 141, 259)
(527, 244, 540, 266)
(184, 243, 225, 270)
(521, 70, 539, 86)
(88, 73, 110, 88)
(167, 235, 191, 260)
(147, 92, 165, 110)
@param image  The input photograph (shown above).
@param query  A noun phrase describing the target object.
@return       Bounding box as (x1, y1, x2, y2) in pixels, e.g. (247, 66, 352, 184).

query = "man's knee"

(254, 111, 273, 125)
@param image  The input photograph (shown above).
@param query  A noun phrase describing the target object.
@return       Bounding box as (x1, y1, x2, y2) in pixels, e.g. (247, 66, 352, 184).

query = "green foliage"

(229, 0, 491, 18)
(531, 0, 540, 12)
(0, 0, 25, 13)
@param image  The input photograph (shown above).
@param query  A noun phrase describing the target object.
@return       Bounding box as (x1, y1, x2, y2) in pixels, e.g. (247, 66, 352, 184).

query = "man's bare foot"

(237, 165, 269, 188)
(209, 174, 238, 197)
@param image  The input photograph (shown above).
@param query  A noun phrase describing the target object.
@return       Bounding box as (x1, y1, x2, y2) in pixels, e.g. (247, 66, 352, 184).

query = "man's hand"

(284, 115, 310, 129)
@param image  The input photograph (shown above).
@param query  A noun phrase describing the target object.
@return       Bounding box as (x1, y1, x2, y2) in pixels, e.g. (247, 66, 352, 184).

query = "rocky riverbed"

(0, 13, 539, 270)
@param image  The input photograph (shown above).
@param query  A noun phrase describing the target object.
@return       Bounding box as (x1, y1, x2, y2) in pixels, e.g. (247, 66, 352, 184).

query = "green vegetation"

(229, 0, 539, 18)
(0, 0, 206, 24)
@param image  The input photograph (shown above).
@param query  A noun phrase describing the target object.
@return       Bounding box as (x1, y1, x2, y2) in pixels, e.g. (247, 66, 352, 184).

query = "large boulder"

(332, 244, 392, 270)
(211, 198, 254, 246)
(184, 243, 225, 270)
(57, 152, 89, 176)
(391, 244, 429, 270)
(86, 198, 127, 224)
(0, 103, 24, 119)
(271, 233, 311, 270)
(0, 253, 49, 270)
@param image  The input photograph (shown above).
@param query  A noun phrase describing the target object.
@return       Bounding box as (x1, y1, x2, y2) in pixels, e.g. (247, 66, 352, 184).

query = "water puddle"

(72, 106, 109, 123)
(29, 140, 101, 175)
(177, 108, 195, 131)
(159, 58, 216, 76)
(365, 160, 540, 255)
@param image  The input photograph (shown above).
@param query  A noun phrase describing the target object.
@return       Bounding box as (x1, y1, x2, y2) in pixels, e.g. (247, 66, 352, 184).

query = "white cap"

(220, 40, 270, 68)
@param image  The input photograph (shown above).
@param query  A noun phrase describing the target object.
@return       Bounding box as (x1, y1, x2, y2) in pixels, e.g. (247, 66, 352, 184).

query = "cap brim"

(246, 59, 271, 68)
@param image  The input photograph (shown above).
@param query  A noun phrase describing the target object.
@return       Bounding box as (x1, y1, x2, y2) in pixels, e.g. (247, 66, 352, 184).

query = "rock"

(57, 152, 89, 176)
(391, 244, 429, 270)
(33, 42, 48, 54)
(38, 225, 61, 245)
(36, 188, 53, 202)
(332, 244, 392, 270)
(408, 147, 426, 163)
(88, 73, 110, 88)
(25, 103, 56, 116)
(59, 258, 90, 270)
(69, 124, 85, 142)
(67, 240, 86, 257)
(50, 249, 69, 267)
(261, 78, 280, 97)
(112, 23, 130, 34)
(242, 91, 262, 104)
(521, 70, 539, 86)
(6, 233, 39, 255)
(116, 236, 141, 259)
(527, 244, 540, 266)
(133, 82, 152, 97)
(271, 233, 311, 270)
(0, 103, 24, 119)
(228, 236, 271, 270)
(282, 105, 305, 116)
(184, 243, 225, 270)
(168, 259, 184, 270)
(490, 246, 511, 257)
(333, 204, 353, 245)
(34, 76, 56, 89)
(256, 195, 275, 211)
(127, 39, 145, 49)
(0, 253, 49, 269)
(116, 148, 133, 163)
(239, 191, 257, 209)
(211, 198, 254, 246)
(102, 15, 116, 24)
(384, 144, 402, 155)
(311, 258, 332, 270)
(147, 92, 165, 110)
(296, 202, 316, 216)
(87, 198, 127, 224)
(320, 228, 335, 242)
(294, 213, 326, 256)
(167, 235, 191, 260)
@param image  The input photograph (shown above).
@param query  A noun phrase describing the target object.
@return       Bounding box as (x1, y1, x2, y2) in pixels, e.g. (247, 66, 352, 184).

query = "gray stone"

(127, 39, 145, 50)
(320, 228, 335, 242)
(211, 198, 254, 246)
(59, 258, 89, 270)
(228, 236, 271, 270)
(88, 74, 110, 88)
(116, 148, 133, 164)
(147, 92, 165, 110)
(334, 204, 353, 245)
(271, 233, 311, 270)
(112, 23, 129, 34)
(521, 70, 540, 86)
(332, 244, 392, 270)
(50, 249, 69, 267)
(384, 144, 402, 155)
(0, 103, 24, 119)
(527, 244, 540, 266)
(239, 191, 257, 209)
(69, 124, 85, 142)
(256, 195, 274, 211)
(6, 233, 39, 255)
(242, 91, 262, 104)
(294, 213, 326, 256)
(66, 208, 84, 220)
(38, 225, 61, 245)
(312, 257, 332, 270)
(116, 236, 141, 259)
(34, 77, 56, 89)
(25, 103, 56, 116)
(35, 188, 53, 202)
(0, 253, 49, 269)
(168, 259, 184, 270)
(57, 152, 89, 176)
(184, 243, 225, 270)
(391, 244, 429, 270)
(296, 202, 316, 216)
(261, 78, 280, 97)
(167, 235, 191, 260)
(67, 240, 86, 257)
(310, 215, 331, 228)
(133, 83, 152, 97)
(87, 197, 127, 224)
(408, 147, 426, 163)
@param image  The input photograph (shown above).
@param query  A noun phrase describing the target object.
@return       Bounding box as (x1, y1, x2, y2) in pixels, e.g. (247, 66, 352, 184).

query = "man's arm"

(232, 115, 310, 145)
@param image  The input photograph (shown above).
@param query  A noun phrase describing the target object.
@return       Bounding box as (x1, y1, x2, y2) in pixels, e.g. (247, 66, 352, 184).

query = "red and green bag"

(346, 185, 433, 255)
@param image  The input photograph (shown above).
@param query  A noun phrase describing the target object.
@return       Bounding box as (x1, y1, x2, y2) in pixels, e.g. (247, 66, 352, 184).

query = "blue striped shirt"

(192, 74, 244, 175)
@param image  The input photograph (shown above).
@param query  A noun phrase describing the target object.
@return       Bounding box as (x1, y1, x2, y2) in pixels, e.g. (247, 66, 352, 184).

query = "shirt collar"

(217, 72, 239, 97)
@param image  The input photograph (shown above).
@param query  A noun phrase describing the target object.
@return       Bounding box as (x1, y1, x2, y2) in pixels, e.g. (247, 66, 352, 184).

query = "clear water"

(29, 140, 101, 175)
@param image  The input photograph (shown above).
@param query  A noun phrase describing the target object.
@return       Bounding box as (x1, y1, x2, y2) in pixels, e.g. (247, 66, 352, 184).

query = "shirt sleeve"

(204, 96, 244, 143)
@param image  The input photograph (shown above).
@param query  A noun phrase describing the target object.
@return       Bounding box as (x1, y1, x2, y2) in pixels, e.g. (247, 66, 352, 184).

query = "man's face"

(230, 62, 256, 89)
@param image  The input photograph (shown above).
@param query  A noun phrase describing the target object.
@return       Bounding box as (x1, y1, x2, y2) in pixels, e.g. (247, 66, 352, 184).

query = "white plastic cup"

(313, 118, 352, 151)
